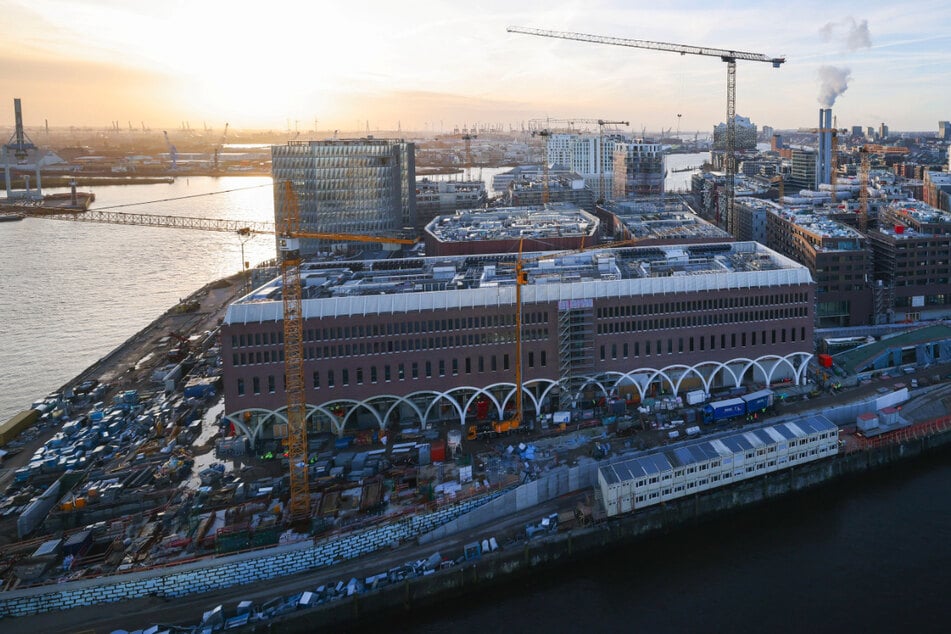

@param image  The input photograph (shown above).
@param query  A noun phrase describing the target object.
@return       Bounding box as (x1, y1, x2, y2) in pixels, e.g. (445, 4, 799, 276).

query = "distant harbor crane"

(162, 130, 178, 171)
(507, 25, 785, 233)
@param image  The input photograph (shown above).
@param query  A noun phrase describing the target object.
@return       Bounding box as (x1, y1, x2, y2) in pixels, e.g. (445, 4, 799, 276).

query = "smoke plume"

(817, 65, 852, 107)
(818, 17, 872, 51)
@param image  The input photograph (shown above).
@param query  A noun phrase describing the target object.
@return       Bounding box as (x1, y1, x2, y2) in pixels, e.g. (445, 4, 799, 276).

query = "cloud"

(817, 65, 852, 107)
(818, 17, 872, 52)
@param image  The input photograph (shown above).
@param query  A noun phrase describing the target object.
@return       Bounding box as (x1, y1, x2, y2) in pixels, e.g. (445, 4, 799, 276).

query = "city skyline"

(1, 0, 949, 134)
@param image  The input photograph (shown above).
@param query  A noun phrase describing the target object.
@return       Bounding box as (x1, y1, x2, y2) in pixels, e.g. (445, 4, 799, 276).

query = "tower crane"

(508, 26, 785, 233)
(856, 144, 908, 233)
(23, 184, 416, 521)
(530, 128, 552, 204)
(487, 233, 665, 439)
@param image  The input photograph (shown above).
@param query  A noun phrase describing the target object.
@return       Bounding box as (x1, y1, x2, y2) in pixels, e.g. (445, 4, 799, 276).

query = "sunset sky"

(1, 0, 949, 135)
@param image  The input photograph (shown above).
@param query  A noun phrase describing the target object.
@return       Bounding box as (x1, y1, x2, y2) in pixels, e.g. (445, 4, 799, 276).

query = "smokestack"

(818, 108, 833, 187)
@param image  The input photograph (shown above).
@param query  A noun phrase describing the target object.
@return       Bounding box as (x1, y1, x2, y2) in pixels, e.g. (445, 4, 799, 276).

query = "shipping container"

(702, 398, 746, 424)
(741, 389, 774, 415)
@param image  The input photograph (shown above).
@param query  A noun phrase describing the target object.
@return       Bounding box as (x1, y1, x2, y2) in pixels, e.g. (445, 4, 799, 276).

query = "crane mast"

(277, 180, 310, 520)
(508, 26, 784, 231)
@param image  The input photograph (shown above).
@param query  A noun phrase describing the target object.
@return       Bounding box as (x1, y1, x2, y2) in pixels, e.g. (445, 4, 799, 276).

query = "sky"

(1, 0, 949, 135)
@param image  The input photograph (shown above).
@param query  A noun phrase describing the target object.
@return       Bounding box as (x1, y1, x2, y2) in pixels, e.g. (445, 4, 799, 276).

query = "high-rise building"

(788, 149, 818, 192)
(612, 141, 665, 196)
(939, 121, 951, 140)
(547, 133, 625, 200)
(879, 123, 889, 140)
(712, 115, 758, 150)
(271, 139, 416, 256)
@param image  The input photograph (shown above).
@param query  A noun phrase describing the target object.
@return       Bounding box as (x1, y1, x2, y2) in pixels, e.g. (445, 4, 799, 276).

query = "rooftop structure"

(598, 198, 732, 244)
(423, 205, 600, 256)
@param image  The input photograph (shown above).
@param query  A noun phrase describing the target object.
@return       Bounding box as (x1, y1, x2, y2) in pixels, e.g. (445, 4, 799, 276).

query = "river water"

(4, 170, 949, 633)
(0, 176, 275, 423)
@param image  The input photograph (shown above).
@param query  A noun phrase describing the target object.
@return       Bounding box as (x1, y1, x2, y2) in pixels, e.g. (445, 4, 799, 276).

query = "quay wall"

(2, 428, 949, 620)
(248, 427, 951, 632)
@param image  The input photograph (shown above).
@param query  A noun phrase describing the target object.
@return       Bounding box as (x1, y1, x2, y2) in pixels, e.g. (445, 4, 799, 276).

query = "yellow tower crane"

(855, 144, 908, 233)
(24, 183, 416, 520)
(508, 26, 785, 235)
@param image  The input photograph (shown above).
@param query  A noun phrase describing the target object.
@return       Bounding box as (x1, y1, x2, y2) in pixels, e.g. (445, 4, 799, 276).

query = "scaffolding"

(557, 301, 595, 409)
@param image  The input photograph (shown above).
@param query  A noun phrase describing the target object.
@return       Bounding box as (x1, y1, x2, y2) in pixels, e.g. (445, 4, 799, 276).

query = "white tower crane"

(507, 26, 785, 234)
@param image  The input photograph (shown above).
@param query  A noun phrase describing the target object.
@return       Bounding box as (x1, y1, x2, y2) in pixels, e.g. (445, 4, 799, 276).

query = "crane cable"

(84, 182, 273, 213)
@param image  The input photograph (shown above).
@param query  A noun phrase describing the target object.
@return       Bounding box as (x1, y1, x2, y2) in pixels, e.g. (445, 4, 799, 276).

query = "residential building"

(765, 206, 872, 327)
(613, 140, 665, 197)
(868, 200, 951, 322)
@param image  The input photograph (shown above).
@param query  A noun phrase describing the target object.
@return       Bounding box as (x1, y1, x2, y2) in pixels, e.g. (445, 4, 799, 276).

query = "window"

(342, 369, 349, 386)
(237, 378, 245, 396)
(356, 368, 363, 384)
(412, 362, 419, 379)
(267, 375, 275, 393)
(252, 377, 260, 394)
(327, 370, 335, 388)
(370, 366, 378, 383)
(312, 371, 320, 389)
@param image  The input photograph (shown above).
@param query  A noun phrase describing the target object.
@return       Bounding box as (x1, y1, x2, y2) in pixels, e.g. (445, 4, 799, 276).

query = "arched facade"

(222, 351, 812, 440)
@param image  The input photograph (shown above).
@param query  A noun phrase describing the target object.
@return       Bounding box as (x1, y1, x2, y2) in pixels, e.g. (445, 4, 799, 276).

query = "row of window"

(231, 330, 549, 367)
(234, 351, 551, 396)
(595, 293, 808, 319)
(231, 312, 549, 349)
(598, 327, 806, 359)
(630, 433, 834, 487)
(596, 308, 807, 334)
(628, 446, 836, 504)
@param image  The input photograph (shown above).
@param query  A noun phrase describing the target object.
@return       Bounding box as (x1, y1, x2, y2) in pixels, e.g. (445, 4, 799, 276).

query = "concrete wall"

(419, 459, 600, 544)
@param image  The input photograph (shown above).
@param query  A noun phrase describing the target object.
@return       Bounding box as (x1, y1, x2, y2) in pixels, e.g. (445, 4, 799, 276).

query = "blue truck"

(702, 389, 774, 424)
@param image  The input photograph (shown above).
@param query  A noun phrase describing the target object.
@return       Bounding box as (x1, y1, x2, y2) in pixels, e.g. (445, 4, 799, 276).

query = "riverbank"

(257, 421, 951, 633)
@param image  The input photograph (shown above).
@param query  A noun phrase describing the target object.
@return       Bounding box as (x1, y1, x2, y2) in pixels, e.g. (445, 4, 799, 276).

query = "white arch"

(224, 352, 818, 435)
(375, 395, 426, 432)
(422, 392, 466, 428)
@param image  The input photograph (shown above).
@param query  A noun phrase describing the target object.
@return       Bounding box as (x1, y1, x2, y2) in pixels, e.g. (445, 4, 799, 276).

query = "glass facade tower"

(271, 139, 416, 256)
